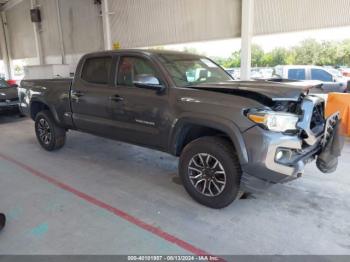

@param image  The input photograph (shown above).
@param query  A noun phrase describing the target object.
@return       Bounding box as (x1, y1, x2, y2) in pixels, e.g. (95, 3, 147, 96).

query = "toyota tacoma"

(19, 50, 343, 208)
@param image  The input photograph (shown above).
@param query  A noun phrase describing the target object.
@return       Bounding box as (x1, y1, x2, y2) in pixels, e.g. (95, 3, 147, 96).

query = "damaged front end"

(241, 94, 343, 192)
(294, 96, 343, 174)
(316, 112, 344, 173)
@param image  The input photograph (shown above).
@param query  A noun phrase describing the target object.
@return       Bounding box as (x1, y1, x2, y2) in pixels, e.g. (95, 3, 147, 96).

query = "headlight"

(247, 110, 300, 132)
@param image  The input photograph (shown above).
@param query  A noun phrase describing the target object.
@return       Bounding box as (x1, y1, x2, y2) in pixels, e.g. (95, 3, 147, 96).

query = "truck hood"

(0, 87, 18, 100)
(189, 80, 320, 102)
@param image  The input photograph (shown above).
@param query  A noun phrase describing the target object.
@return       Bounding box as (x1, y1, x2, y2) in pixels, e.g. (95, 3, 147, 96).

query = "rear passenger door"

(110, 55, 169, 149)
(71, 55, 118, 137)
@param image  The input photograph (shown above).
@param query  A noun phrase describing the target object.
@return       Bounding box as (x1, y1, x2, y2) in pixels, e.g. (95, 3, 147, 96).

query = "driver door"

(110, 55, 169, 150)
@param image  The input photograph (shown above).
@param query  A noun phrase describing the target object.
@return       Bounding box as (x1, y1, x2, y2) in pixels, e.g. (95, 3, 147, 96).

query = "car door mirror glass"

(133, 75, 165, 93)
(134, 74, 160, 85)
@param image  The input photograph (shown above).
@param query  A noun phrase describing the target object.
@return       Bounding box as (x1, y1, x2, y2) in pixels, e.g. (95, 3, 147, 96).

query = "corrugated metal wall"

(59, 0, 104, 55)
(37, 0, 60, 56)
(254, 0, 350, 35)
(2, 0, 350, 61)
(3, 0, 104, 60)
(108, 0, 241, 48)
(5, 0, 35, 59)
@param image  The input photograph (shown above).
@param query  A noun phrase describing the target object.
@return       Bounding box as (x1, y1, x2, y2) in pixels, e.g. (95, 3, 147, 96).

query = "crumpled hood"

(0, 87, 18, 100)
(189, 80, 319, 102)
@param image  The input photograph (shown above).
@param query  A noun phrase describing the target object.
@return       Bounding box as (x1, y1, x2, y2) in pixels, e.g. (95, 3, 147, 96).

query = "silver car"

(274, 65, 349, 93)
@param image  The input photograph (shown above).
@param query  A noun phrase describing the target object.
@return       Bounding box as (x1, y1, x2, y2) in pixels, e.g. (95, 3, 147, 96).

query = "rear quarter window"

(288, 69, 306, 80)
(81, 57, 112, 85)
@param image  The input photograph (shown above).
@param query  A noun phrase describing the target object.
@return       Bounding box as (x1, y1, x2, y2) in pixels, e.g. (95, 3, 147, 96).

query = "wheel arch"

(30, 99, 60, 124)
(169, 116, 249, 165)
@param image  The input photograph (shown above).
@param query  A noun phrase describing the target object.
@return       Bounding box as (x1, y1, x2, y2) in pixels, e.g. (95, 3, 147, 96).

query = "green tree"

(294, 39, 321, 65)
(269, 48, 290, 66)
(221, 51, 241, 68)
(251, 44, 264, 67)
(337, 39, 350, 66)
(212, 38, 350, 68)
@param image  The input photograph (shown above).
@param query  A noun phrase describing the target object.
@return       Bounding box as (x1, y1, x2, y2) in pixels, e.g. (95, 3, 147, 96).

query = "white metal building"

(1, 0, 350, 80)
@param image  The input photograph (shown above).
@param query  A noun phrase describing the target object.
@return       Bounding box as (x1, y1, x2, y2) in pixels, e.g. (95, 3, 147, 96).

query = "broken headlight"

(247, 109, 300, 133)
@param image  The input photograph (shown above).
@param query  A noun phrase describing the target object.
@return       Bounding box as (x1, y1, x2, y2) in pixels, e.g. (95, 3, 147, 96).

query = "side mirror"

(133, 75, 165, 94)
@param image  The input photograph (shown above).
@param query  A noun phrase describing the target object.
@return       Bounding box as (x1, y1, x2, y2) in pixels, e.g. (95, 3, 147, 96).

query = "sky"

(162, 26, 350, 58)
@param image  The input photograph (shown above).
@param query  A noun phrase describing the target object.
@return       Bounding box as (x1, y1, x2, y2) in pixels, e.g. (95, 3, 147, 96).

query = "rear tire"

(35, 110, 66, 151)
(179, 136, 242, 209)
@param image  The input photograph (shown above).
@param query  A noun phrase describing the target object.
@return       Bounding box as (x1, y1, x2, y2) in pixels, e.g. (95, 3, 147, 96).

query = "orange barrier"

(325, 93, 350, 136)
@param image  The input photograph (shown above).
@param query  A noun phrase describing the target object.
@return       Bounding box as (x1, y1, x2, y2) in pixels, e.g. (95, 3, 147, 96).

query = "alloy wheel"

(188, 153, 227, 197)
(37, 118, 52, 145)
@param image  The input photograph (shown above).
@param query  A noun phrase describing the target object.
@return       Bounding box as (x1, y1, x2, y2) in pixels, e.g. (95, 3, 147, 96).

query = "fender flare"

(169, 114, 249, 165)
(29, 98, 61, 125)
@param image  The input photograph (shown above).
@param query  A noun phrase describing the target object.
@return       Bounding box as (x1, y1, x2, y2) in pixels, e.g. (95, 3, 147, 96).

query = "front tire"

(179, 136, 242, 209)
(35, 110, 66, 151)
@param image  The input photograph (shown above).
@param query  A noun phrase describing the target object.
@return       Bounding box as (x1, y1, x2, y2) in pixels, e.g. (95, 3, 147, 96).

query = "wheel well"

(175, 124, 234, 156)
(30, 102, 49, 120)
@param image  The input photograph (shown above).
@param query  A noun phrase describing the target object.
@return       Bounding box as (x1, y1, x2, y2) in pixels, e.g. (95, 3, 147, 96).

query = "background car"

(340, 67, 350, 78)
(274, 65, 349, 93)
(0, 78, 20, 114)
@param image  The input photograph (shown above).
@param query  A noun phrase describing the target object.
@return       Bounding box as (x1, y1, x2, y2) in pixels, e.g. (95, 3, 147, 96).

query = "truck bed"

(19, 78, 73, 123)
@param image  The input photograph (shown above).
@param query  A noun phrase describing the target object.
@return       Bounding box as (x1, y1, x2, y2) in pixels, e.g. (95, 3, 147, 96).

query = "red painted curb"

(0, 153, 223, 259)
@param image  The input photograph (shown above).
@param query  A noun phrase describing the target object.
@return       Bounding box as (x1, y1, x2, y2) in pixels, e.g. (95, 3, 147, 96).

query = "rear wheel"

(35, 110, 66, 151)
(179, 136, 242, 209)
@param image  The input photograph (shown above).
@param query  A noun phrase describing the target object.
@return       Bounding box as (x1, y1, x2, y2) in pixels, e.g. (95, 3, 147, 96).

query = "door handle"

(71, 90, 85, 97)
(109, 95, 124, 102)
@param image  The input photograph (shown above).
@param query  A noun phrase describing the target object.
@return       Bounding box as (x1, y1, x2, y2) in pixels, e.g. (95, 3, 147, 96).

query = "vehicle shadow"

(0, 111, 27, 125)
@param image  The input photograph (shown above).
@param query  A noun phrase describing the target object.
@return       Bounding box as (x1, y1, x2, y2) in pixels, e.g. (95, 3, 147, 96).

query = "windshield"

(158, 54, 232, 87)
(0, 79, 9, 89)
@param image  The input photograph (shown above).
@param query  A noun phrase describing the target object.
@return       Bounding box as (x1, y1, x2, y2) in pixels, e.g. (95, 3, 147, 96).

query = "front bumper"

(241, 126, 320, 188)
(0, 101, 19, 111)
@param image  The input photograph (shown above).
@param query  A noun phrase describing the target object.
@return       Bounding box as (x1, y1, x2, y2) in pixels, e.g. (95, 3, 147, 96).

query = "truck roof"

(83, 49, 202, 58)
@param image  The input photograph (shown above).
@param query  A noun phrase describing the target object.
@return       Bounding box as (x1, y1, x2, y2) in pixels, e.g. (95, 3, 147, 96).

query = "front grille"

(310, 102, 325, 132)
(298, 96, 326, 146)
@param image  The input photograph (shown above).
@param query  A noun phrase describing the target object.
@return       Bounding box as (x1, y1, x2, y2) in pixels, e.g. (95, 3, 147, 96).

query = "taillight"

(7, 80, 16, 86)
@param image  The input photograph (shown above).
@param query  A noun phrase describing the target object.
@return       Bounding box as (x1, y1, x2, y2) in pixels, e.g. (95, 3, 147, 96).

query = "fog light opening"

(276, 151, 284, 161)
(275, 149, 293, 163)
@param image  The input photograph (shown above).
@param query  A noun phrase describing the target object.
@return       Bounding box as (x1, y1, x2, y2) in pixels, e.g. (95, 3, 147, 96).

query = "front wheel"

(179, 136, 242, 209)
(35, 110, 66, 151)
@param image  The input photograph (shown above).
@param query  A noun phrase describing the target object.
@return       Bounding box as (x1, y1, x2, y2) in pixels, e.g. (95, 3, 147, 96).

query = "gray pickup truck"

(19, 50, 342, 208)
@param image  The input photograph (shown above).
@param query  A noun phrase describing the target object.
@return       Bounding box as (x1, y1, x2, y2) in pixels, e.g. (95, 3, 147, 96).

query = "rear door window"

(311, 69, 333, 82)
(81, 57, 112, 85)
(288, 69, 306, 80)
